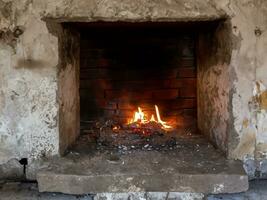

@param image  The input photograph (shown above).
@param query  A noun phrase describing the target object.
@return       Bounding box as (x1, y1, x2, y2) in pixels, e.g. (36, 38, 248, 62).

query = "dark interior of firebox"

(78, 22, 198, 151)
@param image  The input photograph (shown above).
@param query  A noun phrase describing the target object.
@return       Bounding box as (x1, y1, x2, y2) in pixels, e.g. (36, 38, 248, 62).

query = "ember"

(127, 105, 172, 131)
(112, 125, 120, 133)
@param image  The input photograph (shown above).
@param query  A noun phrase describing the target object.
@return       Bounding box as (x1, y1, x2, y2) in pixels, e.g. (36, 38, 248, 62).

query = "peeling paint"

(259, 91, 267, 110)
(232, 127, 256, 159)
(254, 81, 267, 110)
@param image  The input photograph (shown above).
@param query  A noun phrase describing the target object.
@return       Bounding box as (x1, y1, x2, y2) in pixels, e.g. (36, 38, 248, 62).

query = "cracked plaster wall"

(215, 0, 267, 178)
(0, 0, 266, 178)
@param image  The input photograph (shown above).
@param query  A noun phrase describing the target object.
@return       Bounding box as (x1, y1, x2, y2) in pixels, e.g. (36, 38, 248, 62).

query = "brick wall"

(79, 24, 196, 126)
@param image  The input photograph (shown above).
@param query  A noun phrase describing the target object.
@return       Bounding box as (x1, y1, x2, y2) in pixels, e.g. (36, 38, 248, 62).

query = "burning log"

(124, 121, 165, 136)
(123, 105, 173, 136)
(84, 105, 181, 151)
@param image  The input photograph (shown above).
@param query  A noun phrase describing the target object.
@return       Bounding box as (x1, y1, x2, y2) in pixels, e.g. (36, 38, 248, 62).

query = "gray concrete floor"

(207, 179, 267, 200)
(0, 181, 93, 200)
(0, 180, 266, 200)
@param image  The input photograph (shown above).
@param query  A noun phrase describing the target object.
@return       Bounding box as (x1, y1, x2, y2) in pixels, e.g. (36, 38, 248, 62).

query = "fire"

(128, 105, 172, 130)
(154, 105, 172, 129)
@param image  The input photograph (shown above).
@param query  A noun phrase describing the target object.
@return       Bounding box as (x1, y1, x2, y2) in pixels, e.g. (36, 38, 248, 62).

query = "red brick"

(80, 79, 110, 89)
(80, 68, 179, 81)
(103, 109, 134, 118)
(179, 87, 196, 98)
(177, 68, 196, 78)
(117, 102, 135, 110)
(170, 99, 196, 109)
(163, 109, 184, 117)
(105, 90, 154, 100)
(79, 33, 198, 123)
(103, 109, 116, 117)
(112, 117, 129, 124)
(152, 89, 179, 99)
(81, 78, 196, 91)
(169, 78, 196, 88)
(80, 88, 105, 99)
(183, 109, 197, 117)
(116, 109, 134, 118)
(180, 58, 195, 67)
(109, 80, 159, 90)
(97, 100, 117, 109)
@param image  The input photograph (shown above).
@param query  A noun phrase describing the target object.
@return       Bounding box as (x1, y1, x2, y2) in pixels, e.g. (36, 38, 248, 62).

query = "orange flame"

(154, 105, 172, 129)
(128, 105, 172, 130)
(128, 107, 147, 124)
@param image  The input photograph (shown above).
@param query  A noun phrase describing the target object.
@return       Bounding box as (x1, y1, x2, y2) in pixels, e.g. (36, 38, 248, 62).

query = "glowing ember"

(128, 105, 172, 130)
(112, 125, 120, 132)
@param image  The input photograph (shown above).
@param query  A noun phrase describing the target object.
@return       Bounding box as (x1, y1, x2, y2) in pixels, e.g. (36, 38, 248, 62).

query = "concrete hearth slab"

(37, 136, 248, 195)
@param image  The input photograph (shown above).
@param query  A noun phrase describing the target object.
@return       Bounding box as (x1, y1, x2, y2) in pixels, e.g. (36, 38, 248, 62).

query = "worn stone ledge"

(37, 140, 248, 195)
(40, 0, 227, 23)
(37, 172, 248, 195)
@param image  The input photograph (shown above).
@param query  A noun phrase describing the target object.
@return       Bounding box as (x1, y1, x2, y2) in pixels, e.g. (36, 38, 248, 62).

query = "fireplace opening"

(77, 22, 199, 151)
(57, 20, 231, 154)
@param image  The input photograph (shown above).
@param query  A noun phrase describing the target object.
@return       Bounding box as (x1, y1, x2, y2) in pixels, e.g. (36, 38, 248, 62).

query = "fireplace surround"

(36, 19, 248, 194)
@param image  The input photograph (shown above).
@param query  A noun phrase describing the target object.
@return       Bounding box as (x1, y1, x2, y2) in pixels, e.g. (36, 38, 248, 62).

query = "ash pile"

(80, 119, 196, 153)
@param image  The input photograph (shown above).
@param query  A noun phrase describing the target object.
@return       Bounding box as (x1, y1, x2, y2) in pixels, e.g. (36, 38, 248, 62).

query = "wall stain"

(16, 58, 47, 70)
(258, 91, 267, 110)
(232, 130, 256, 159)
(0, 0, 12, 19)
(0, 27, 24, 52)
(243, 118, 249, 128)
(253, 81, 267, 110)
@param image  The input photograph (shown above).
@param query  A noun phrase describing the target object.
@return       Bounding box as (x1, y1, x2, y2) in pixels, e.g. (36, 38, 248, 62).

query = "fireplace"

(37, 21, 248, 194)
(79, 22, 197, 150)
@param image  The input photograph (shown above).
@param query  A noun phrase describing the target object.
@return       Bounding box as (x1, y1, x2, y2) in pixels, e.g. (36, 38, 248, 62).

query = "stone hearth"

(37, 134, 247, 194)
